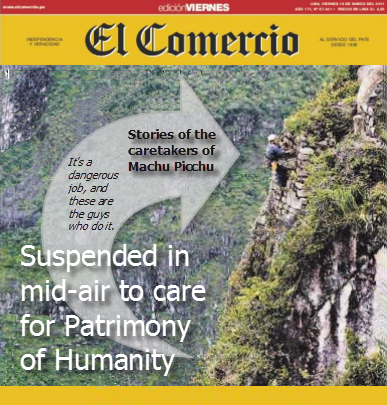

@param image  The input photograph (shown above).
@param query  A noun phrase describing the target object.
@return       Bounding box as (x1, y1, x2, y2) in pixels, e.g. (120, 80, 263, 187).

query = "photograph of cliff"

(0, 65, 385, 386)
(202, 65, 387, 386)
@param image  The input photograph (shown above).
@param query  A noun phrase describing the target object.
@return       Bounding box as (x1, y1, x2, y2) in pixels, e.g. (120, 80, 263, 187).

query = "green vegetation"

(0, 66, 329, 385)
(338, 331, 386, 386)
(0, 139, 38, 192)
(286, 66, 358, 143)
(200, 66, 386, 386)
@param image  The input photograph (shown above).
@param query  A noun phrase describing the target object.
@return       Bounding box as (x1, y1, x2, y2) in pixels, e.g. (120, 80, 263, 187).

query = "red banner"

(1, 0, 386, 14)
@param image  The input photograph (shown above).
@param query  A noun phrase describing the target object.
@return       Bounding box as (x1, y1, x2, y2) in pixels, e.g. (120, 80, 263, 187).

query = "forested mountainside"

(201, 66, 387, 386)
(0, 66, 329, 385)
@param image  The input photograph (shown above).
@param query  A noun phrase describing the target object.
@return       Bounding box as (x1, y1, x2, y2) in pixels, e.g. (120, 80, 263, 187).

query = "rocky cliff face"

(202, 66, 386, 386)
(0, 68, 51, 230)
(0, 67, 51, 151)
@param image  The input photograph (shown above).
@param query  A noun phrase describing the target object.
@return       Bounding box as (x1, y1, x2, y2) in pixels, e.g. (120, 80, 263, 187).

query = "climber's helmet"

(268, 134, 277, 143)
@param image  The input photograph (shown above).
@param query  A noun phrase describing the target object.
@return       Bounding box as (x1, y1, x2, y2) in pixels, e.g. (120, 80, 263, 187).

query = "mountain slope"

(201, 66, 386, 386)
(0, 66, 329, 386)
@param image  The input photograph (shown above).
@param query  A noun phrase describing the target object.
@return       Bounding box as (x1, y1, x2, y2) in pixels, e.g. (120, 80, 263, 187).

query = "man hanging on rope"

(266, 134, 288, 188)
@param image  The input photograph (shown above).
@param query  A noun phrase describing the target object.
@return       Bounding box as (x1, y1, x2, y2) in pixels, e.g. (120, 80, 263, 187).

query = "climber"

(266, 134, 287, 187)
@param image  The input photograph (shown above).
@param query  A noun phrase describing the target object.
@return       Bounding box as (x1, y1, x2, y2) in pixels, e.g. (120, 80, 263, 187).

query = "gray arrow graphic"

(41, 77, 239, 357)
